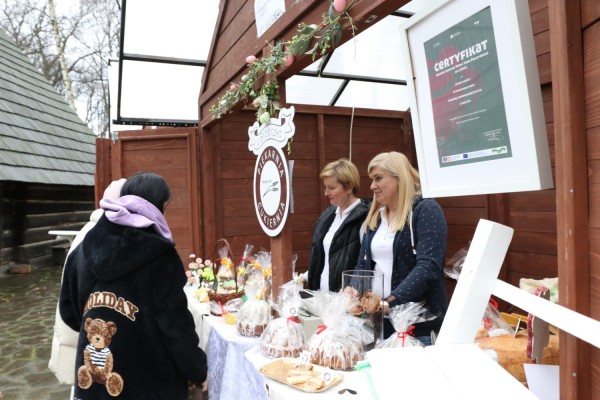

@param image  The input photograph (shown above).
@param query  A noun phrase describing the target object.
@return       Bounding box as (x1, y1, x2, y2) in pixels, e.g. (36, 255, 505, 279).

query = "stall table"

(185, 285, 538, 400)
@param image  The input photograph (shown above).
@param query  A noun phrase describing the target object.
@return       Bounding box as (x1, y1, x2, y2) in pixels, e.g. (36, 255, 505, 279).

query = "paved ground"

(0, 266, 203, 400)
(0, 266, 71, 400)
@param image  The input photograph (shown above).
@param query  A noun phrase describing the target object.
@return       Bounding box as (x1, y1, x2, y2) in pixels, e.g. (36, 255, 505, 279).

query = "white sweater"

(48, 209, 103, 385)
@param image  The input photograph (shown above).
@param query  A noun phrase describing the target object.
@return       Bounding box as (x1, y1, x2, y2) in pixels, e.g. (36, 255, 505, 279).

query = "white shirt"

(317, 199, 362, 291)
(371, 207, 395, 298)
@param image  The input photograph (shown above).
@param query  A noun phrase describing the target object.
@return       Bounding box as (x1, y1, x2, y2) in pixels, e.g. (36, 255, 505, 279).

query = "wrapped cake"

(305, 293, 368, 370)
(237, 299, 271, 336)
(236, 252, 273, 336)
(260, 281, 305, 358)
(375, 301, 435, 348)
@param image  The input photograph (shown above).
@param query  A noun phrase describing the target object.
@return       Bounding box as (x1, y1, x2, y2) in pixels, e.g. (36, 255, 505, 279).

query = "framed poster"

(399, 0, 553, 197)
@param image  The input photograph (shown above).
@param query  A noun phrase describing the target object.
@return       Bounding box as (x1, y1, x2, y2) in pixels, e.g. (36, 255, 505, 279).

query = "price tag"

(299, 350, 311, 365)
(289, 306, 298, 317)
(320, 370, 333, 385)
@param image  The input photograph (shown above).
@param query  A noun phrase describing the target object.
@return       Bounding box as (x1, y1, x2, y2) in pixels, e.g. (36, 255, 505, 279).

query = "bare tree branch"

(0, 0, 120, 136)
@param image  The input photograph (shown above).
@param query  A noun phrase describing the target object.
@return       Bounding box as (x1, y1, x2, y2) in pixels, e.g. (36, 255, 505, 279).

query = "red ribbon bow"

(396, 325, 415, 347)
(483, 297, 499, 330)
(287, 316, 301, 326)
(316, 324, 327, 334)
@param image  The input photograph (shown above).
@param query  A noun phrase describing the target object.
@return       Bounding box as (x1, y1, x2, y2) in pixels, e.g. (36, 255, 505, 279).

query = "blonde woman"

(298, 158, 370, 292)
(355, 152, 448, 344)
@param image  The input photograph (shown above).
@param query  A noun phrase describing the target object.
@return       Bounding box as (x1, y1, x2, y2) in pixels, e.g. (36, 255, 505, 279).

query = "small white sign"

(248, 107, 296, 155)
(254, 0, 285, 37)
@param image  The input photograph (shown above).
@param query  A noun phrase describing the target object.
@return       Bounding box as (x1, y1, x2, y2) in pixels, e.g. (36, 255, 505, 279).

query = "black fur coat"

(59, 214, 207, 399)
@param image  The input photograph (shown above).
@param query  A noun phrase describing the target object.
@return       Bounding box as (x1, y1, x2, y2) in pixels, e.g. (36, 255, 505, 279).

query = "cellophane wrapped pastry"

(260, 281, 306, 358)
(375, 301, 434, 348)
(243, 251, 272, 301)
(236, 252, 273, 336)
(306, 293, 366, 370)
(215, 243, 237, 294)
(475, 299, 514, 339)
(236, 244, 254, 290)
(236, 298, 271, 336)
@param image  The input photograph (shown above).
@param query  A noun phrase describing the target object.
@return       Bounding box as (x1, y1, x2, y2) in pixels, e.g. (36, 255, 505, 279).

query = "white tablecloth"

(185, 286, 211, 348)
(204, 316, 265, 400)
(186, 288, 268, 400)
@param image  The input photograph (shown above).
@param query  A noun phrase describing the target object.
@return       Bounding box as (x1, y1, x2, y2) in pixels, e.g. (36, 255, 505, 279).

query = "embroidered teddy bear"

(78, 317, 124, 397)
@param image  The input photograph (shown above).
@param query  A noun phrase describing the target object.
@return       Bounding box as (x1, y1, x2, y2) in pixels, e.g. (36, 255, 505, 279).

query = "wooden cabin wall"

(0, 181, 94, 267)
(581, 0, 600, 397)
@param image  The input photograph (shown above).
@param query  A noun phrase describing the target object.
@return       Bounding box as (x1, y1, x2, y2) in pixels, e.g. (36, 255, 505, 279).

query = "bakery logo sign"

(248, 106, 295, 237)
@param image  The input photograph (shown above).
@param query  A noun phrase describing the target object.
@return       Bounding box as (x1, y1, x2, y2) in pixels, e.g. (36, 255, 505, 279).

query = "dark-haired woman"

(59, 171, 207, 399)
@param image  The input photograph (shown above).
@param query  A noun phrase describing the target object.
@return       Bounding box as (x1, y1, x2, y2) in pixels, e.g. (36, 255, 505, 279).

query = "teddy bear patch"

(78, 317, 124, 397)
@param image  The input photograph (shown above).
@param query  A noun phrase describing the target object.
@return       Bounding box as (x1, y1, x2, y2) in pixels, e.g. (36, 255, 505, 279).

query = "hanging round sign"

(253, 145, 290, 237)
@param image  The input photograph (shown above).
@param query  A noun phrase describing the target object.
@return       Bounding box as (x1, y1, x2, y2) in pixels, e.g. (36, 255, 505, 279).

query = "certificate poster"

(400, 0, 553, 197)
(425, 7, 511, 167)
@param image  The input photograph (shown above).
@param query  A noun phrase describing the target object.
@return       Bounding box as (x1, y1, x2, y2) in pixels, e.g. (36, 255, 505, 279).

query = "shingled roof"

(0, 29, 95, 186)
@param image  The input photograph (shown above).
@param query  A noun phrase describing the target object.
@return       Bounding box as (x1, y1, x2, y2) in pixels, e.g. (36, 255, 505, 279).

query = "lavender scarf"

(99, 195, 172, 241)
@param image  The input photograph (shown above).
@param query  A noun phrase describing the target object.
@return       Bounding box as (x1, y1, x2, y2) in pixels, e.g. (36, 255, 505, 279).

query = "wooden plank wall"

(202, 106, 410, 272)
(582, 0, 600, 320)
(581, 0, 600, 397)
(111, 128, 201, 263)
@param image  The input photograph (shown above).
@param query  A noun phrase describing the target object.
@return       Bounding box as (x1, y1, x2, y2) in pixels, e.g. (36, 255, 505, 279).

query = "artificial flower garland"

(209, 0, 358, 129)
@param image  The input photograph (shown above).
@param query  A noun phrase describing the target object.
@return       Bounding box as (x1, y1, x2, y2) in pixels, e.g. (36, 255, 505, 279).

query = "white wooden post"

(436, 219, 514, 345)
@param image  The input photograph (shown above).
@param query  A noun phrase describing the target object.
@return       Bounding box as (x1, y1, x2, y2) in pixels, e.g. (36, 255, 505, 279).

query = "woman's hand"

(381, 300, 391, 315)
(293, 273, 306, 287)
(192, 378, 208, 400)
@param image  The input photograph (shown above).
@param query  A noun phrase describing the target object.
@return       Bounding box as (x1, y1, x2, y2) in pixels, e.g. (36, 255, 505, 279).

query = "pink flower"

(333, 0, 347, 12)
(284, 55, 294, 67)
(246, 55, 257, 63)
